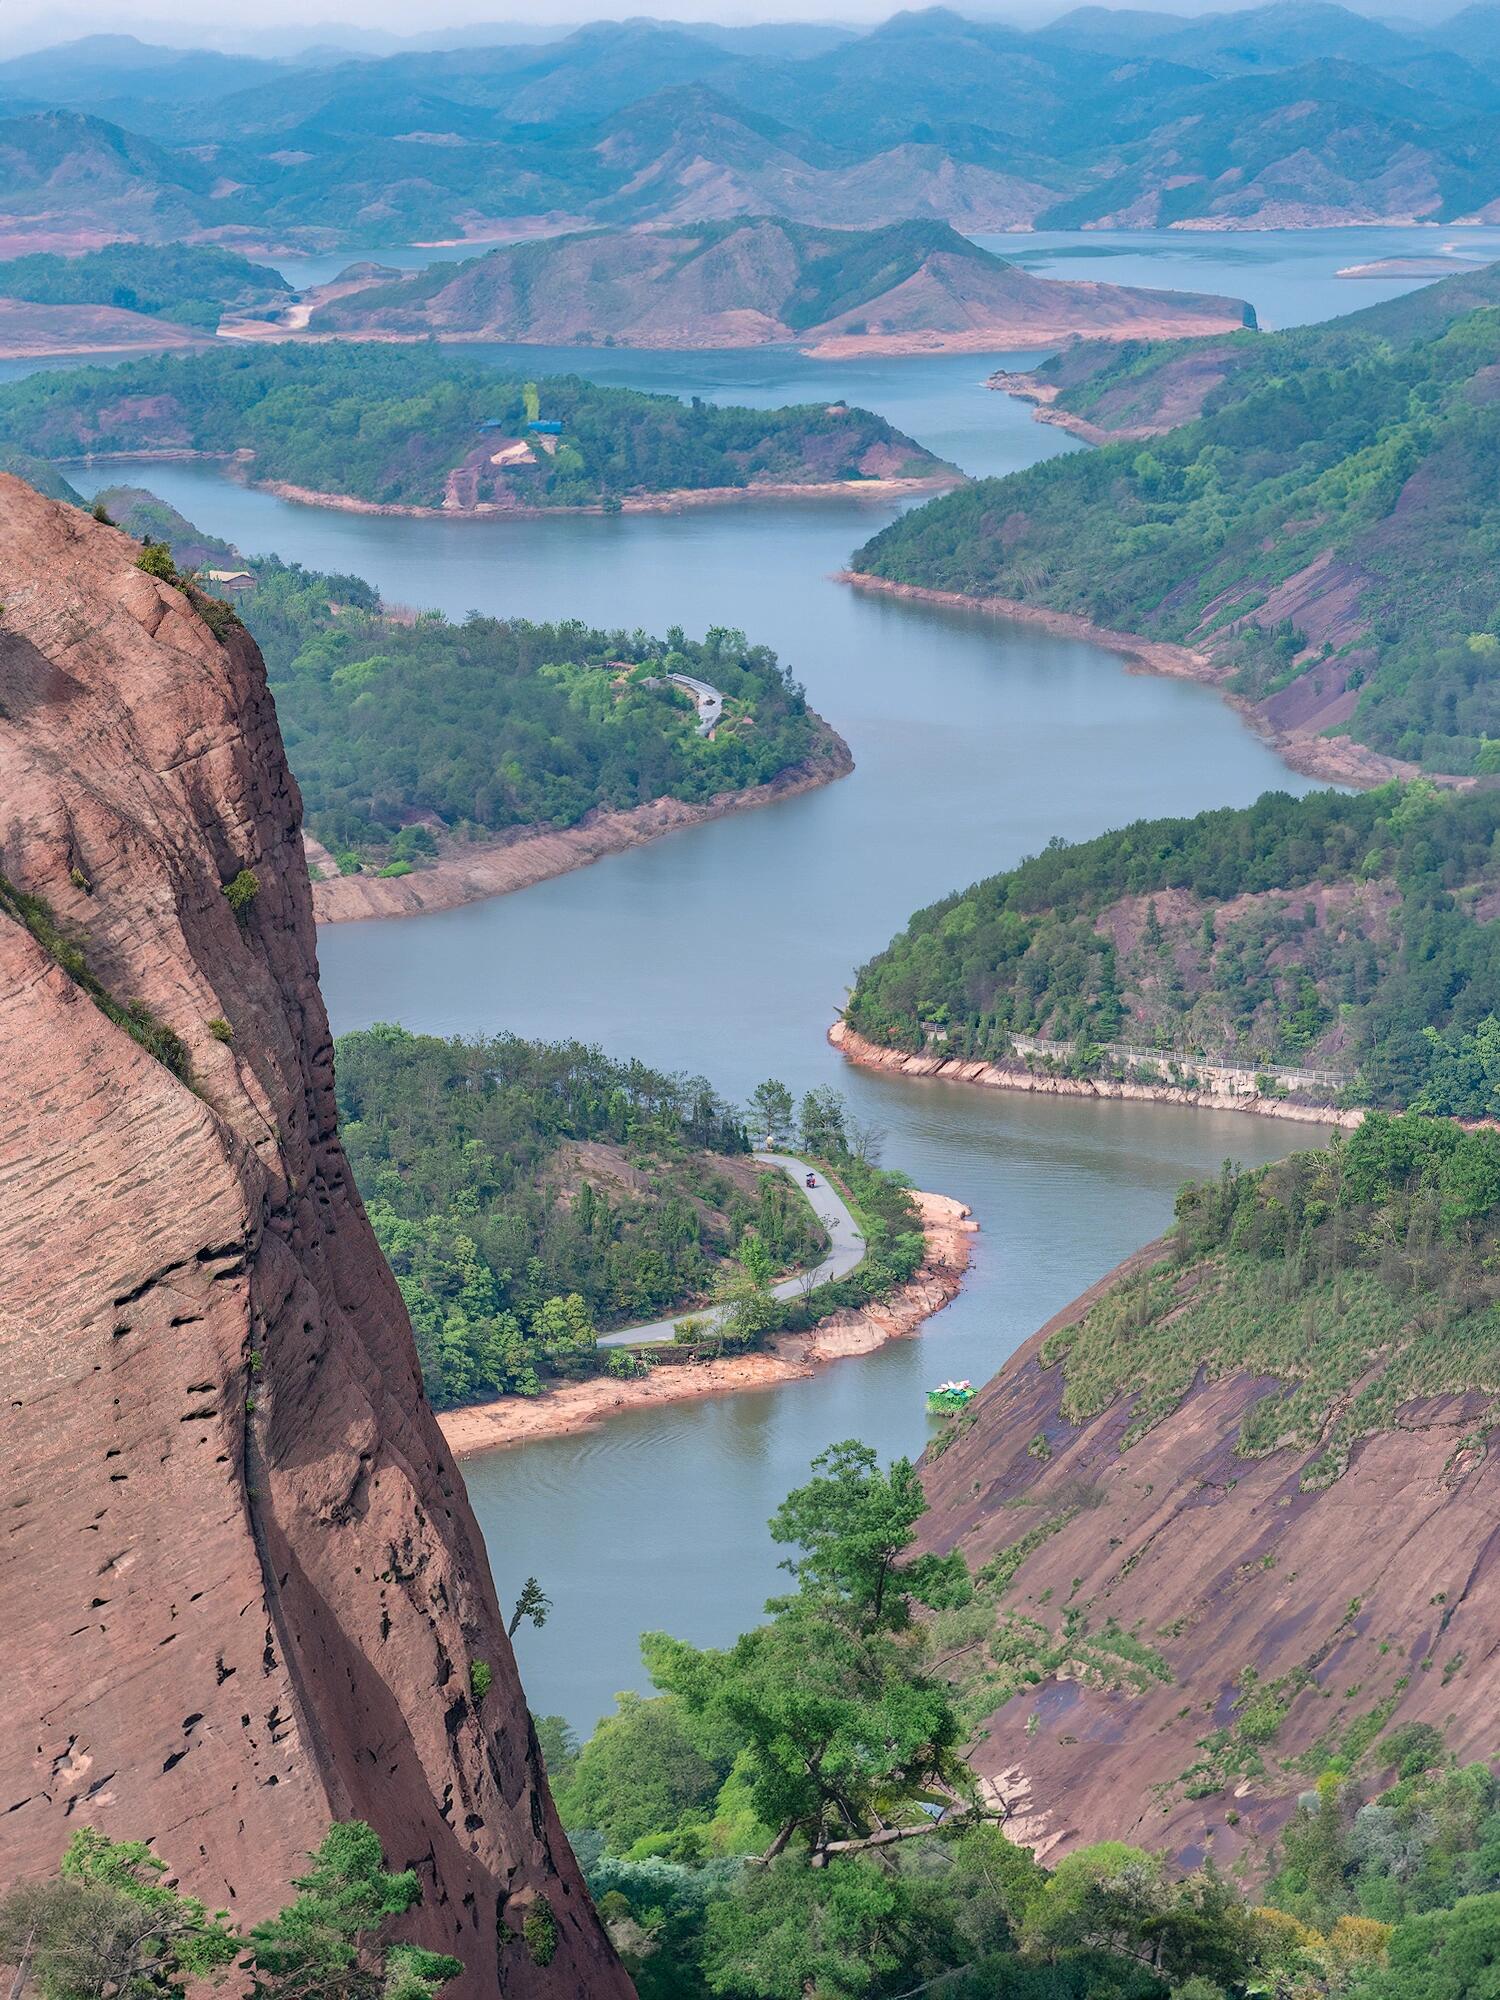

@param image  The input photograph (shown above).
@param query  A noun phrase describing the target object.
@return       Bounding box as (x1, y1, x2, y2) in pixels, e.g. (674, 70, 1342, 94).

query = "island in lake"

(271, 218, 1255, 357)
(0, 341, 958, 513)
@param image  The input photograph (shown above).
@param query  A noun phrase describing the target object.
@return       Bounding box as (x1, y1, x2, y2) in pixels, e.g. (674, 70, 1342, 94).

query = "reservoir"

(68, 227, 1476, 1733)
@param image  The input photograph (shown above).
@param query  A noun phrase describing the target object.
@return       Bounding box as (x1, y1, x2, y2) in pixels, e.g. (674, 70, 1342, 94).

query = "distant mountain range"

(2, 4, 1500, 249)
(294, 217, 1254, 355)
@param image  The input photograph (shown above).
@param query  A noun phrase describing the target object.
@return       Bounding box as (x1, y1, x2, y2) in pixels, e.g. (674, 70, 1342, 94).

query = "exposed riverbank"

(829, 1019, 1360, 1128)
(437, 1189, 976, 1455)
(804, 312, 1251, 360)
(309, 724, 853, 923)
(229, 314, 1249, 362)
(985, 370, 1143, 445)
(838, 570, 1431, 790)
(259, 472, 962, 518)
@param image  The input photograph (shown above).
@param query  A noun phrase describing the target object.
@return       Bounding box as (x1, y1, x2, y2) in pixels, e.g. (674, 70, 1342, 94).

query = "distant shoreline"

(223, 312, 1250, 361)
(58, 453, 960, 517)
(436, 1190, 976, 1456)
(829, 1019, 1359, 1128)
(310, 725, 854, 924)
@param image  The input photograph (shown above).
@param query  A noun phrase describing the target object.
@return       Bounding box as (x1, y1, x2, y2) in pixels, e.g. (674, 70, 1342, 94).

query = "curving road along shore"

(437, 1189, 977, 1457)
(596, 1152, 865, 1348)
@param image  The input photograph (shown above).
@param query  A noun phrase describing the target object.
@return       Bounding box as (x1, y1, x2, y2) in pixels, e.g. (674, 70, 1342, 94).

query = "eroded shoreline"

(838, 570, 1430, 791)
(310, 727, 853, 923)
(436, 1190, 976, 1456)
(829, 1018, 1358, 1128)
(259, 472, 961, 517)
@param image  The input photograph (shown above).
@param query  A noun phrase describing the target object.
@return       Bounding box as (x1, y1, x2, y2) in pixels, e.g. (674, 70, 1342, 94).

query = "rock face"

(915, 1245, 1499, 1876)
(0, 477, 628, 1998)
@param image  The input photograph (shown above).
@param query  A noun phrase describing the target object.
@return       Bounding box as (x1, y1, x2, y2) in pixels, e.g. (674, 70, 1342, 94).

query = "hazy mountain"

(306, 214, 1253, 352)
(1038, 57, 1497, 227)
(0, 109, 227, 244)
(1, 4, 1498, 247)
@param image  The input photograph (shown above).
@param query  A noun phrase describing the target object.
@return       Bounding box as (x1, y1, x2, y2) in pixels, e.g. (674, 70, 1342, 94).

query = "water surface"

(61, 229, 1424, 1730)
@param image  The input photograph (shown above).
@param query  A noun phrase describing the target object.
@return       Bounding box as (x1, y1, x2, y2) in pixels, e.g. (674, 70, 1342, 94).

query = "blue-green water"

(63, 227, 1443, 1732)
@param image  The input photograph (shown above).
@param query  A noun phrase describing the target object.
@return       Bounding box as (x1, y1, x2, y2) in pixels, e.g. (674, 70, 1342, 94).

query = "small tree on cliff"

(248, 1823, 461, 2000)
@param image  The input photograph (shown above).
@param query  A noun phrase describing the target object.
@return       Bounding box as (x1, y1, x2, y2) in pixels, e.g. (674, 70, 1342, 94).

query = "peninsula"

(91, 484, 854, 905)
(292, 218, 1254, 357)
(854, 262, 1500, 785)
(835, 784, 1500, 1124)
(328, 1024, 974, 1434)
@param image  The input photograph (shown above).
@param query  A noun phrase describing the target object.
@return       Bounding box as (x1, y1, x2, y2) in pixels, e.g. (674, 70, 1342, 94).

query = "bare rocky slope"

(305, 217, 1253, 356)
(913, 1137, 1500, 1881)
(0, 477, 628, 1998)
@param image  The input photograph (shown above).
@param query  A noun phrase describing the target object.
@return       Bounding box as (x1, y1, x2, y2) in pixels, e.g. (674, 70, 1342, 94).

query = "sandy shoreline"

(838, 570, 1428, 791)
(436, 1190, 976, 1456)
(828, 1018, 1358, 1128)
(54, 451, 956, 515)
(259, 472, 960, 518)
(802, 313, 1250, 359)
(310, 728, 853, 923)
(226, 315, 1247, 361)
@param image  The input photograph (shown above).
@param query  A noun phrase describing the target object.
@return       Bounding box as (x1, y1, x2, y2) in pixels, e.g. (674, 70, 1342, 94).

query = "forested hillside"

(0, 346, 949, 510)
(93, 488, 833, 871)
(550, 1308, 1500, 1995)
(858, 281, 1500, 778)
(845, 784, 1500, 1115)
(334, 1028, 823, 1406)
(905, 1113, 1500, 1906)
(994, 260, 1500, 443)
(0, 241, 289, 327)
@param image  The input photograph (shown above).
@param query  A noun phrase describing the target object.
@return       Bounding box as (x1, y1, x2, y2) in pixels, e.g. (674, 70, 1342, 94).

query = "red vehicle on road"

(805, 1173, 817, 1189)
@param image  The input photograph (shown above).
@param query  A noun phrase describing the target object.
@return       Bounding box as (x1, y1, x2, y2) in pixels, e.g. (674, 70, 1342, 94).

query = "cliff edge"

(0, 477, 628, 1996)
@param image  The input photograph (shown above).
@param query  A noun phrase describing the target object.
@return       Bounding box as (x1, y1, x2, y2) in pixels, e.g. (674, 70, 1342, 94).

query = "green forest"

(856, 282, 1500, 776)
(0, 242, 289, 328)
(252, 562, 828, 865)
(1045, 1112, 1500, 1484)
(333, 1032, 920, 1408)
(0, 344, 943, 509)
(334, 1027, 822, 1406)
(845, 782, 1500, 1115)
(94, 486, 829, 868)
(539, 1419, 1500, 1999)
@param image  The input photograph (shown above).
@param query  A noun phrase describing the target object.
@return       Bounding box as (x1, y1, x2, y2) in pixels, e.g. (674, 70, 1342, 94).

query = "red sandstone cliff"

(916, 1243, 1499, 1878)
(0, 477, 629, 1997)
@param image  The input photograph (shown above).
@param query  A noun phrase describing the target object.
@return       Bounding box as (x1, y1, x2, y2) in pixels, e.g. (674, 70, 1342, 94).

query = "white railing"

(1000, 1033, 1346, 1094)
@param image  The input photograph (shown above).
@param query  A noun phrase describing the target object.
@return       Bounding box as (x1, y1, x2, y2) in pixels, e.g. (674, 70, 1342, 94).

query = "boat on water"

(927, 1379, 975, 1414)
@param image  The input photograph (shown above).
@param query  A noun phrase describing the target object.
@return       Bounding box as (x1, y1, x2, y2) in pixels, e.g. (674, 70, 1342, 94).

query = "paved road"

(596, 1152, 865, 1349)
(665, 671, 725, 736)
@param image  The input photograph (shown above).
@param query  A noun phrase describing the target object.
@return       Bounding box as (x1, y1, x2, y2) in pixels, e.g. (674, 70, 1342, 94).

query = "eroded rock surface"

(916, 1243, 1499, 1876)
(0, 477, 628, 1997)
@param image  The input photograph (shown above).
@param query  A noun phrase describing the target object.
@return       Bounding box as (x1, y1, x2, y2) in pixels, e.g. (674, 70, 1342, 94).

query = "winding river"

(68, 225, 1500, 1733)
